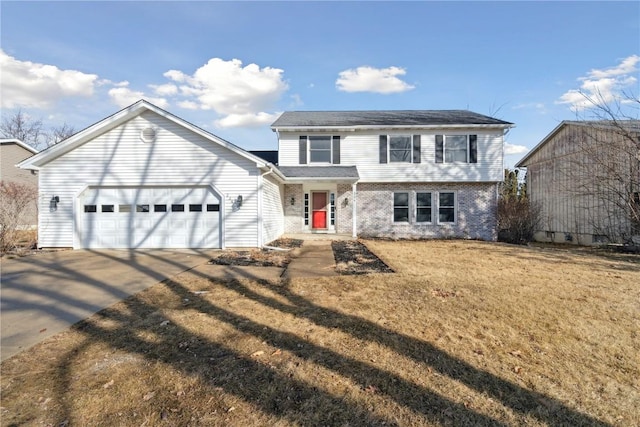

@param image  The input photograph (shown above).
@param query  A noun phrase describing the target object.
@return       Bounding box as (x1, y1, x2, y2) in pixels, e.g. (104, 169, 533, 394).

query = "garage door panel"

(80, 187, 221, 249)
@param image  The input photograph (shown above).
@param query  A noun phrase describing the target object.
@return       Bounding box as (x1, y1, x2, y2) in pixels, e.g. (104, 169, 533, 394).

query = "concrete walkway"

(282, 240, 339, 279)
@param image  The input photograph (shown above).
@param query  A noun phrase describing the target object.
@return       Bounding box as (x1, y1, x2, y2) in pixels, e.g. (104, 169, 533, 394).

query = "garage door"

(79, 187, 221, 249)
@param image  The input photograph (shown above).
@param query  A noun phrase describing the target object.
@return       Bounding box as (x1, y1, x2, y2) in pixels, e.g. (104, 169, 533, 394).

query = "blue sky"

(1, 1, 639, 167)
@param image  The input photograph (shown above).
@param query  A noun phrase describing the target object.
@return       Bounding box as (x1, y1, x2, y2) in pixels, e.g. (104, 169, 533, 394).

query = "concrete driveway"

(0, 248, 218, 362)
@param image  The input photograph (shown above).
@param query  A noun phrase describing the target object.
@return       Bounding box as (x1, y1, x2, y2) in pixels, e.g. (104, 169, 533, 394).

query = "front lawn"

(1, 240, 638, 426)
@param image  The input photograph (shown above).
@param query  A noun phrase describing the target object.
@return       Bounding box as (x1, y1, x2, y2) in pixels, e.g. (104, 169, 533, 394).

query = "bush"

(497, 197, 541, 245)
(0, 181, 37, 254)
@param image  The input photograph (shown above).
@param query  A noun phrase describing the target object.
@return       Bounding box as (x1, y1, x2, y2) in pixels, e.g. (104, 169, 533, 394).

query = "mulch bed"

(208, 238, 392, 275)
(207, 238, 303, 268)
(332, 240, 394, 275)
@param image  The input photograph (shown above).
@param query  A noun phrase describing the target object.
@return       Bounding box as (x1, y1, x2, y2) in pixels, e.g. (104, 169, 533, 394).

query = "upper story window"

(299, 135, 340, 164)
(380, 135, 421, 164)
(309, 136, 332, 163)
(436, 135, 478, 164)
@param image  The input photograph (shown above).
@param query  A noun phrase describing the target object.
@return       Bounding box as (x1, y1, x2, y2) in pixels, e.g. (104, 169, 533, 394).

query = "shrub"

(0, 181, 37, 254)
(497, 197, 541, 245)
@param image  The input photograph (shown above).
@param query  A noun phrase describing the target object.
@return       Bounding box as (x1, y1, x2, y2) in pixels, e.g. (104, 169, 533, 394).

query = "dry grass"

(1, 240, 638, 426)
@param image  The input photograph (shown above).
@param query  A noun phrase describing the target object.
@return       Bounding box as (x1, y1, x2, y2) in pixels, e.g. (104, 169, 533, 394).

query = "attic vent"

(140, 127, 156, 143)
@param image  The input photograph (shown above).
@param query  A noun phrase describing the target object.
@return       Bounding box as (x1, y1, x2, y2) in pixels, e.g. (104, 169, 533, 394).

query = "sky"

(1, 1, 639, 168)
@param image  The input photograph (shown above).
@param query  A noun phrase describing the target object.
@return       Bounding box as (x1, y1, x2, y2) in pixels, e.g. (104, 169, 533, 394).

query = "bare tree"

(0, 109, 45, 149)
(46, 123, 76, 145)
(560, 91, 639, 244)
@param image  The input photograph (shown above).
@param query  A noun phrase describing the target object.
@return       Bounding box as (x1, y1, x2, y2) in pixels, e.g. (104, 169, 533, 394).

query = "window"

(380, 135, 421, 163)
(136, 204, 150, 213)
(189, 204, 202, 212)
(119, 204, 132, 213)
(445, 135, 468, 162)
(101, 205, 114, 213)
(309, 136, 331, 163)
(436, 135, 478, 164)
(206, 204, 220, 212)
(300, 136, 340, 164)
(416, 192, 432, 223)
(438, 192, 455, 223)
(389, 136, 411, 162)
(154, 204, 167, 212)
(84, 205, 97, 213)
(393, 192, 409, 222)
(304, 193, 309, 225)
(171, 204, 185, 212)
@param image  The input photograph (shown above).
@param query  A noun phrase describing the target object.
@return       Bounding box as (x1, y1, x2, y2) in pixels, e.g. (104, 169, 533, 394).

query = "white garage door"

(79, 187, 221, 249)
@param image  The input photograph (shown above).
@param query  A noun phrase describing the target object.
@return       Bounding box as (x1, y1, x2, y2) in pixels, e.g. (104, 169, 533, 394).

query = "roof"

(0, 139, 39, 154)
(272, 110, 513, 130)
(17, 100, 269, 170)
(277, 166, 359, 181)
(250, 150, 278, 165)
(516, 119, 640, 167)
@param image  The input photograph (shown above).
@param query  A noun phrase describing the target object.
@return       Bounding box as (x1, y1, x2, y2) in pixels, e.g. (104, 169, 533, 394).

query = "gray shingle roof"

(277, 166, 359, 179)
(272, 110, 512, 128)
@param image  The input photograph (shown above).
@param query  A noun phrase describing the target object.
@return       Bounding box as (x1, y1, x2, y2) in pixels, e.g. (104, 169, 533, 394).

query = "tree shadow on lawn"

(4, 248, 611, 426)
(61, 275, 504, 426)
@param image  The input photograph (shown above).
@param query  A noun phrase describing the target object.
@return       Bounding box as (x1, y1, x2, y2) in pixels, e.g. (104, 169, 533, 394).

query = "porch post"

(351, 182, 357, 238)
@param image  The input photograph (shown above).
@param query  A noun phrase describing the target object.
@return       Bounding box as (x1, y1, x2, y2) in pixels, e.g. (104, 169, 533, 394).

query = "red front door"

(312, 192, 327, 229)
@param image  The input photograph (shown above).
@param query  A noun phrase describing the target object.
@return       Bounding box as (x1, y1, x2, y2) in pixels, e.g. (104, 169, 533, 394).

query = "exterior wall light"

(290, 196, 295, 206)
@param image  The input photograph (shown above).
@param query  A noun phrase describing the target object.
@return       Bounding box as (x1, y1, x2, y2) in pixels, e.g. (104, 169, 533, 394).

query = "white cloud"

(512, 102, 545, 111)
(163, 58, 288, 127)
(557, 55, 639, 111)
(504, 143, 529, 156)
(336, 66, 415, 94)
(214, 112, 281, 128)
(150, 83, 178, 96)
(177, 100, 199, 110)
(108, 84, 169, 109)
(0, 49, 98, 109)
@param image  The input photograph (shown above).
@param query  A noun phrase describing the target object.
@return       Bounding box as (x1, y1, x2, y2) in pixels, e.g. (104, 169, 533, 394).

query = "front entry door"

(312, 192, 327, 229)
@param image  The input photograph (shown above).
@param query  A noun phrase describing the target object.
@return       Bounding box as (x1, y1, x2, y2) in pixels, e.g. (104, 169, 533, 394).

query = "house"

(272, 110, 512, 240)
(1, 139, 39, 228)
(516, 120, 640, 245)
(18, 101, 512, 249)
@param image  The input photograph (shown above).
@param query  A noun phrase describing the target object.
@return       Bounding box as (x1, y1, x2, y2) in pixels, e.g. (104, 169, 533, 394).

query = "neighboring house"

(516, 120, 640, 245)
(272, 110, 512, 240)
(18, 101, 512, 249)
(1, 139, 39, 228)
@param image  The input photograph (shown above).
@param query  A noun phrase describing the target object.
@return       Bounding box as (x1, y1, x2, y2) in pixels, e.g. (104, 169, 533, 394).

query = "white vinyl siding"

(262, 174, 284, 245)
(278, 130, 503, 182)
(37, 111, 261, 248)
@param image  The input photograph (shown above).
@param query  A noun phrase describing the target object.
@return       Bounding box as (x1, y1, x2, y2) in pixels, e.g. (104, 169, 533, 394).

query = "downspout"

(352, 182, 358, 238)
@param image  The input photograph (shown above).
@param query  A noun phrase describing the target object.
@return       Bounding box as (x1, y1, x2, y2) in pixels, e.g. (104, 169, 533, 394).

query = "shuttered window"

(380, 135, 422, 163)
(435, 135, 477, 163)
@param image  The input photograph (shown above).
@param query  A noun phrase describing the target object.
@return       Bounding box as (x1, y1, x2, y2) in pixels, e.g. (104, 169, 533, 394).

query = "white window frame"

(437, 191, 457, 224)
(308, 135, 333, 164)
(415, 192, 433, 224)
(393, 192, 410, 223)
(388, 135, 413, 163)
(444, 135, 469, 163)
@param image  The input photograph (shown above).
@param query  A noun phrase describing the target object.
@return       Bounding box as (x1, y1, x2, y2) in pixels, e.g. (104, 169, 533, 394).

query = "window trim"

(308, 135, 333, 164)
(393, 192, 410, 223)
(416, 192, 433, 224)
(437, 191, 457, 224)
(390, 190, 456, 225)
